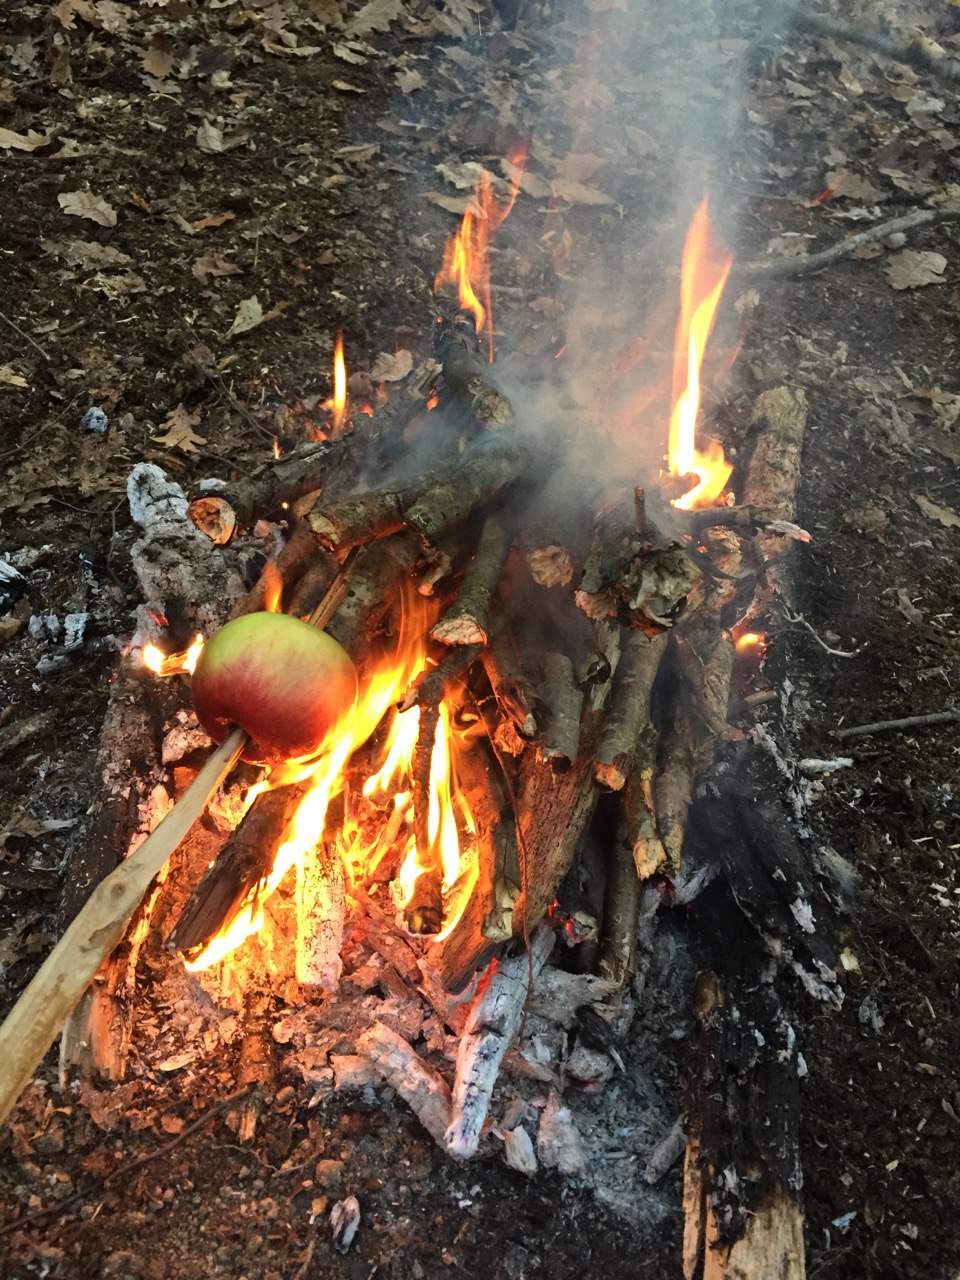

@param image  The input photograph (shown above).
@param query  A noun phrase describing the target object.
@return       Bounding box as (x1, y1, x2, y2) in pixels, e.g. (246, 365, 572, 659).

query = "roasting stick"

(0, 559, 355, 1128)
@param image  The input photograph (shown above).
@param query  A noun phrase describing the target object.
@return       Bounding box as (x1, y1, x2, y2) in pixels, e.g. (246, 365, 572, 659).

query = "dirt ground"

(1, 0, 960, 1277)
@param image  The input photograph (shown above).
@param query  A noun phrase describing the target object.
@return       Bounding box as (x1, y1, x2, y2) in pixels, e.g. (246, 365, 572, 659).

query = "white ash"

(162, 713, 215, 766)
(28, 614, 61, 643)
(537, 1092, 587, 1176)
(501, 1123, 537, 1176)
(330, 1196, 361, 1254)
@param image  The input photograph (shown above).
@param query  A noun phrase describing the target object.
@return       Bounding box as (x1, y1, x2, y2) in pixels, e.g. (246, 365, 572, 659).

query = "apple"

(192, 612, 358, 764)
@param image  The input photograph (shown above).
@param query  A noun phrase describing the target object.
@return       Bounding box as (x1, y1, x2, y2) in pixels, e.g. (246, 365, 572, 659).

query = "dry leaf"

(557, 152, 605, 183)
(396, 68, 425, 92)
(141, 35, 174, 79)
(196, 120, 224, 152)
(53, 0, 96, 28)
(345, 0, 408, 35)
(427, 191, 472, 214)
(826, 168, 883, 203)
(225, 295, 290, 339)
(153, 405, 206, 453)
(501, 157, 551, 199)
(262, 41, 323, 57)
(193, 211, 235, 231)
(0, 128, 55, 152)
(333, 42, 369, 65)
(43, 238, 131, 268)
(0, 365, 28, 389)
(192, 252, 241, 281)
(436, 160, 487, 190)
(332, 79, 366, 93)
(550, 177, 613, 206)
(914, 493, 960, 528)
(368, 349, 413, 382)
(57, 189, 117, 227)
(885, 250, 947, 290)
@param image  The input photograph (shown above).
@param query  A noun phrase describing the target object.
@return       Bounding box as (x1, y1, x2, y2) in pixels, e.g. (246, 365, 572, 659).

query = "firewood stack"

(0, 300, 838, 1280)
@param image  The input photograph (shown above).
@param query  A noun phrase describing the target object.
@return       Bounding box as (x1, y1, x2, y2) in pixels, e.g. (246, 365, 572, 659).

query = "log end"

(594, 760, 627, 792)
(188, 495, 237, 546)
(430, 616, 488, 648)
(527, 545, 574, 589)
(306, 510, 344, 552)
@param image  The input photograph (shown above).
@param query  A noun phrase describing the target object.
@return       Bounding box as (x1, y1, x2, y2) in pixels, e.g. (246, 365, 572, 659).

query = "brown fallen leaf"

(225, 295, 291, 339)
(914, 493, 960, 528)
(885, 250, 947, 290)
(57, 189, 117, 228)
(196, 119, 225, 152)
(153, 405, 206, 453)
(141, 34, 174, 79)
(0, 128, 55, 152)
(345, 0, 408, 36)
(550, 177, 613, 206)
(368, 349, 413, 382)
(0, 365, 28, 389)
(192, 252, 241, 281)
(43, 238, 132, 268)
(427, 191, 472, 215)
(843, 505, 887, 540)
(557, 152, 605, 183)
(396, 68, 425, 93)
(332, 79, 367, 93)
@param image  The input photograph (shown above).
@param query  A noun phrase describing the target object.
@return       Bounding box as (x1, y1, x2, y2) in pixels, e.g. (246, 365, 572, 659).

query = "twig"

(0, 1084, 254, 1236)
(834, 708, 960, 741)
(739, 208, 960, 278)
(780, 604, 862, 658)
(788, 8, 960, 88)
(0, 310, 50, 363)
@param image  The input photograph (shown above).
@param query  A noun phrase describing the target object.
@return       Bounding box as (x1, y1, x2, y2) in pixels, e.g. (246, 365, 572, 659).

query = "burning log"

(437, 325, 514, 434)
(400, 645, 482, 936)
(431, 514, 513, 646)
(594, 629, 668, 791)
(357, 1021, 453, 1148)
(445, 923, 554, 1158)
(296, 839, 345, 994)
(170, 537, 421, 958)
(576, 500, 700, 631)
(187, 380, 426, 545)
(455, 733, 521, 943)
(228, 519, 323, 619)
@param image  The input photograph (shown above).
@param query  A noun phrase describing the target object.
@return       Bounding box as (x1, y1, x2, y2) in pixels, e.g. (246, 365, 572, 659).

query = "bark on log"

(438, 329, 514, 434)
(455, 736, 521, 943)
(599, 813, 644, 987)
(536, 652, 584, 770)
(594, 630, 668, 791)
(431, 515, 512, 646)
(481, 627, 538, 747)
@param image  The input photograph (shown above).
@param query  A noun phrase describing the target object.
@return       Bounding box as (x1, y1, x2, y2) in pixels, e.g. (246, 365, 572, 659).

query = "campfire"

(0, 166, 836, 1279)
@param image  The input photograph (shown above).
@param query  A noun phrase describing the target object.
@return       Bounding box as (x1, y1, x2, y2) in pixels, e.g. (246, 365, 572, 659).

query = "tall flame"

(185, 591, 479, 970)
(323, 332, 348, 434)
(434, 154, 526, 362)
(667, 197, 733, 510)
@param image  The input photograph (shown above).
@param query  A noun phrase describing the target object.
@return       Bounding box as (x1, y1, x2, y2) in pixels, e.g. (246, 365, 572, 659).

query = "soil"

(1, 0, 960, 1277)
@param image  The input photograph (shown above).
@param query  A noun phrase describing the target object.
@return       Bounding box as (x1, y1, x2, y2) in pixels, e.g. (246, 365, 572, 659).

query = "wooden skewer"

(0, 554, 358, 1127)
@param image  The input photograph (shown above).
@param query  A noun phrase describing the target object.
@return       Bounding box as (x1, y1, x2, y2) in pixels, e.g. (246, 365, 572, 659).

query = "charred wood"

(296, 840, 346, 995)
(445, 924, 554, 1158)
(599, 813, 643, 988)
(358, 1021, 453, 1149)
(481, 626, 538, 749)
(438, 328, 514, 434)
(536, 652, 584, 770)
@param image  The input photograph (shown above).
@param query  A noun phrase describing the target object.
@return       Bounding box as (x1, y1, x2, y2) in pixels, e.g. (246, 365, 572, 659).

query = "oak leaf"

(57, 189, 117, 227)
(153, 405, 206, 453)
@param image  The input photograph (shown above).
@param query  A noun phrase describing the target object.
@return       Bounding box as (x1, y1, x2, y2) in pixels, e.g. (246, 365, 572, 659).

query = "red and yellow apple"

(192, 612, 357, 764)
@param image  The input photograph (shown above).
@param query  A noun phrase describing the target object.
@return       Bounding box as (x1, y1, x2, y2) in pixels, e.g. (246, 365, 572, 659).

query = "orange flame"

(185, 593, 479, 970)
(143, 634, 204, 677)
(434, 153, 526, 362)
(323, 332, 348, 433)
(260, 562, 283, 614)
(667, 197, 733, 510)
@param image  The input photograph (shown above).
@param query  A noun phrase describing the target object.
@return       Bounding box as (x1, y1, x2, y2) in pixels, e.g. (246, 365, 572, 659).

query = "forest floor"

(1, 0, 959, 1277)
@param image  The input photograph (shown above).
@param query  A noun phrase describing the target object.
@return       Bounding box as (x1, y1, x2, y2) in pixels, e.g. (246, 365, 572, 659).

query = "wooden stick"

(357, 1021, 453, 1148)
(0, 725, 246, 1127)
(739, 208, 960, 279)
(0, 558, 357, 1124)
(834, 708, 960, 741)
(431, 514, 512, 646)
(594, 630, 667, 791)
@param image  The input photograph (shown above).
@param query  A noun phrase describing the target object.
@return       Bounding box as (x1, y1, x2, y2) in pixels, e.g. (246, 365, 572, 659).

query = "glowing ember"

(736, 630, 768, 656)
(434, 153, 526, 362)
(143, 633, 204, 677)
(667, 197, 733, 510)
